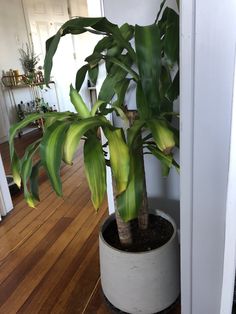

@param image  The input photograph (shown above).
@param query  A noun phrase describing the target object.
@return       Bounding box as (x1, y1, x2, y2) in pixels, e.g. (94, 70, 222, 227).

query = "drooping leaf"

(105, 56, 138, 81)
(147, 119, 175, 154)
(91, 100, 106, 116)
(166, 70, 179, 102)
(40, 121, 69, 196)
(160, 64, 172, 100)
(113, 78, 130, 108)
(84, 136, 106, 209)
(135, 24, 162, 116)
(44, 17, 136, 84)
(30, 161, 41, 201)
(88, 65, 99, 86)
(9, 113, 41, 160)
(70, 85, 91, 118)
(127, 119, 145, 147)
(93, 36, 114, 53)
(163, 8, 179, 64)
(44, 32, 61, 84)
(63, 116, 109, 164)
(85, 52, 103, 67)
(98, 54, 133, 102)
(21, 141, 40, 206)
(155, 0, 167, 23)
(103, 127, 130, 194)
(11, 152, 21, 188)
(75, 64, 89, 92)
(107, 23, 134, 58)
(136, 81, 150, 120)
(43, 111, 76, 129)
(147, 145, 173, 177)
(117, 147, 144, 222)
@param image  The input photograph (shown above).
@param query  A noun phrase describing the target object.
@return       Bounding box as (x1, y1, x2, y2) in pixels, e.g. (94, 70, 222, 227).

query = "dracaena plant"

(9, 1, 179, 247)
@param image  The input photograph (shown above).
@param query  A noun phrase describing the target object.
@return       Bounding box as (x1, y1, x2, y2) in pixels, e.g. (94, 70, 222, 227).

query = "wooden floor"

(0, 130, 180, 314)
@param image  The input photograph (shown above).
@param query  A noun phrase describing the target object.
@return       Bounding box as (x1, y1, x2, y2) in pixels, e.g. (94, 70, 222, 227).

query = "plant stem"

(138, 153, 149, 230)
(112, 178, 132, 247)
(126, 110, 149, 230)
(115, 209, 132, 247)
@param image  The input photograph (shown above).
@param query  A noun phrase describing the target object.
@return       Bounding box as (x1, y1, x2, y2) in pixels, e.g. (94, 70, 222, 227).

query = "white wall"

(0, 155, 13, 218)
(103, 0, 180, 225)
(0, 0, 29, 141)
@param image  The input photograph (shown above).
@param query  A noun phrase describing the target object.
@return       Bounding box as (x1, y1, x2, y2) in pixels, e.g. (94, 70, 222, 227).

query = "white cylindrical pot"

(99, 210, 180, 314)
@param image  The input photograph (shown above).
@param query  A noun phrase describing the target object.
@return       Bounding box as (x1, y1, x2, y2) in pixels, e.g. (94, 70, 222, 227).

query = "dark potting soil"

(103, 214, 174, 253)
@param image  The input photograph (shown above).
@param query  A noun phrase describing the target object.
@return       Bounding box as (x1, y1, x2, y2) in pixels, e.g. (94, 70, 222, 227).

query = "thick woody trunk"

(113, 178, 133, 247)
(138, 176, 149, 230)
(115, 209, 132, 247)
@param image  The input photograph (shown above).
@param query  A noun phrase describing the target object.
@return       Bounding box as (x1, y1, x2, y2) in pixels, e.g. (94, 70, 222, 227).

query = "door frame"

(180, 0, 236, 313)
(0, 155, 13, 219)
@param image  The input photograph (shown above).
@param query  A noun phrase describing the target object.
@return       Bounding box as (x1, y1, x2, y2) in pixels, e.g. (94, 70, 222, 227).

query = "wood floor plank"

(0, 159, 87, 261)
(0, 217, 73, 308)
(84, 281, 111, 314)
(0, 209, 105, 313)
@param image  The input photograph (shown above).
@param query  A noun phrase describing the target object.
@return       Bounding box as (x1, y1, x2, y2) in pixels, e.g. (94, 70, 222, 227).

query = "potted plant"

(9, 1, 180, 313)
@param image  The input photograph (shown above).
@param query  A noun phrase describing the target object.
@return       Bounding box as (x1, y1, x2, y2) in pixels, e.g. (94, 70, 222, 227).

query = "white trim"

(0, 155, 13, 218)
(180, 0, 195, 312)
(220, 50, 236, 314)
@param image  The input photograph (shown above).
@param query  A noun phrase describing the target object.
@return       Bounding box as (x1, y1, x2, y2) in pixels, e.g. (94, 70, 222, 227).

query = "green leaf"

(75, 64, 88, 92)
(85, 52, 103, 67)
(70, 85, 91, 118)
(160, 64, 172, 100)
(104, 127, 130, 194)
(147, 119, 175, 154)
(106, 23, 134, 64)
(93, 36, 114, 53)
(163, 8, 179, 64)
(113, 78, 130, 108)
(21, 141, 40, 206)
(9, 113, 41, 160)
(127, 119, 145, 147)
(91, 100, 106, 116)
(105, 56, 138, 81)
(147, 145, 173, 176)
(30, 161, 41, 201)
(136, 81, 150, 120)
(155, 0, 167, 23)
(44, 33, 61, 84)
(117, 148, 144, 222)
(44, 17, 135, 84)
(166, 71, 179, 102)
(173, 159, 180, 173)
(111, 107, 129, 126)
(11, 152, 21, 188)
(63, 116, 109, 164)
(135, 24, 162, 116)
(40, 121, 70, 196)
(44, 112, 76, 129)
(88, 65, 99, 86)
(84, 136, 106, 209)
(98, 54, 133, 102)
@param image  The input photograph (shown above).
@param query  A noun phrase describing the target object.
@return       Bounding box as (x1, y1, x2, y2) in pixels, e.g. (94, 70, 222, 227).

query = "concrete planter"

(99, 210, 180, 314)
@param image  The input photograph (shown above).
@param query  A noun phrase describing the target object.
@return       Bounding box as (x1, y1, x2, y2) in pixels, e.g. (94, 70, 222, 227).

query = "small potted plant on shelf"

(10, 1, 180, 313)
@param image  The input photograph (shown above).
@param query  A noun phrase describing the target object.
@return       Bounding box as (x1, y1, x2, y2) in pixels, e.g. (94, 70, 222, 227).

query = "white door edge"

(220, 49, 236, 314)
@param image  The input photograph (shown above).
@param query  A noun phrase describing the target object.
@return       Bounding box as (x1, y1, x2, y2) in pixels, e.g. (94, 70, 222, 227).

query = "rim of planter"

(99, 209, 178, 255)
